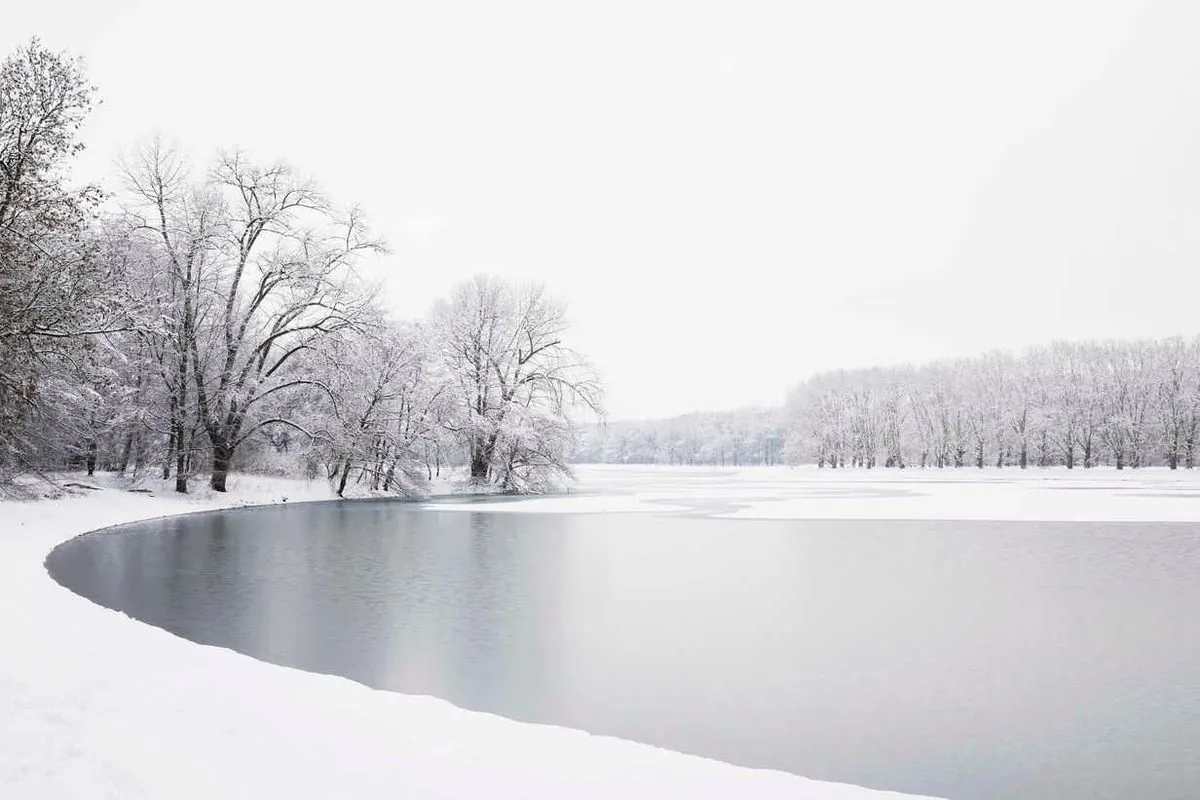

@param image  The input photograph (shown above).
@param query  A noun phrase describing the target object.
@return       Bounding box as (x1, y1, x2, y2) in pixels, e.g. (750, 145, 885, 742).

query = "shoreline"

(1, 471, 938, 800)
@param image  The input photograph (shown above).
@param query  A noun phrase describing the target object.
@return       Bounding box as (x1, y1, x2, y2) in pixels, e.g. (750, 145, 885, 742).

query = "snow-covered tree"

(434, 276, 601, 490)
(0, 39, 115, 473)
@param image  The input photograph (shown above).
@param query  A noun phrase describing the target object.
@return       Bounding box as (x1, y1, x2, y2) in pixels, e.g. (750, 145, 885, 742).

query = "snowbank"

(0, 472, 938, 800)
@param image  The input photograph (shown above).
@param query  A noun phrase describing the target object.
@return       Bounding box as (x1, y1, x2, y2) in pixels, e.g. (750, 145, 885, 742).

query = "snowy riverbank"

(1, 471, 939, 800)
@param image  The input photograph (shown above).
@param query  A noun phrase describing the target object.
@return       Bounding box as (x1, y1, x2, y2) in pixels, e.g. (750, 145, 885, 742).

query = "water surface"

(47, 501, 1200, 799)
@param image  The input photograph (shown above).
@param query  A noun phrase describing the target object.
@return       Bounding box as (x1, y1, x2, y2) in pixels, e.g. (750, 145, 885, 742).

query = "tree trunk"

(175, 425, 189, 493)
(470, 450, 489, 481)
(117, 431, 134, 475)
(86, 439, 97, 476)
(210, 441, 233, 492)
(470, 434, 495, 482)
(132, 432, 145, 474)
(163, 421, 176, 481)
(337, 457, 352, 497)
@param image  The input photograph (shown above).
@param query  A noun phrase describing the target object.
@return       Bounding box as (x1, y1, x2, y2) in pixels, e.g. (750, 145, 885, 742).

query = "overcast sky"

(6, 1, 1200, 419)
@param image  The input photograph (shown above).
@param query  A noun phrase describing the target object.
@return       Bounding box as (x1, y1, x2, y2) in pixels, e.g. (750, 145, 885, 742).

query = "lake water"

(47, 499, 1200, 799)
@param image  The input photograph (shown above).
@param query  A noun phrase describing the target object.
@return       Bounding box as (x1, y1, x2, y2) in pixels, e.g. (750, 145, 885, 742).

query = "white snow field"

(9, 465, 1200, 799)
(463, 463, 1200, 521)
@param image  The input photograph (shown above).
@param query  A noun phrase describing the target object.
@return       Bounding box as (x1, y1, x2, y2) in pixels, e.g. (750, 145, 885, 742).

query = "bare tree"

(0, 38, 110, 471)
(119, 139, 224, 491)
(189, 152, 382, 491)
(434, 276, 602, 490)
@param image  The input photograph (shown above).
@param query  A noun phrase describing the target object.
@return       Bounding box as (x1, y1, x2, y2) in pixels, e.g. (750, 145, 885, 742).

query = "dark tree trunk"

(175, 426, 189, 493)
(470, 435, 496, 482)
(86, 439, 97, 476)
(337, 458, 352, 497)
(210, 441, 233, 492)
(163, 421, 176, 481)
(470, 450, 489, 481)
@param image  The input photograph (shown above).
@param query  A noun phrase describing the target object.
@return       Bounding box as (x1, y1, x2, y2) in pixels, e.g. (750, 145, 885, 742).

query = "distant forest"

(572, 407, 787, 467)
(574, 337, 1200, 470)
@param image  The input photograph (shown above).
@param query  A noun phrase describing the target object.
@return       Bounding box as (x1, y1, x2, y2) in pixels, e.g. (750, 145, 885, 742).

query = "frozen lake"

(47, 469, 1200, 799)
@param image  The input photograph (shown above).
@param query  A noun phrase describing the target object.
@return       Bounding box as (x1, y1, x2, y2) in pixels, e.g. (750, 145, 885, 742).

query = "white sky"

(6, 1, 1200, 419)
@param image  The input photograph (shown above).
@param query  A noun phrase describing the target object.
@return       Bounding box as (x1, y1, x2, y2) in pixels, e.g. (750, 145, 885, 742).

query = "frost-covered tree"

(316, 319, 450, 496)
(114, 144, 382, 491)
(118, 139, 224, 491)
(434, 276, 601, 491)
(776, 336, 1200, 470)
(186, 153, 381, 491)
(0, 39, 115, 472)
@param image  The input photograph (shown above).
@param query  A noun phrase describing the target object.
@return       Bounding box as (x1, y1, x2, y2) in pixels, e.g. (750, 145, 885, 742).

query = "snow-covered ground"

(1, 470, 940, 800)
(481, 463, 1200, 521)
(8, 465, 1198, 799)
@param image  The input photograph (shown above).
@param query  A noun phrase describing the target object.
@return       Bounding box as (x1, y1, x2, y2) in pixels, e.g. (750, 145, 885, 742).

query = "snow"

(427, 464, 1200, 521)
(0, 470, 942, 800)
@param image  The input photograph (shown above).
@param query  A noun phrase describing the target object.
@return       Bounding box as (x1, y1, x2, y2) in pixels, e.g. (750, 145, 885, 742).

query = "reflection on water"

(48, 503, 1200, 800)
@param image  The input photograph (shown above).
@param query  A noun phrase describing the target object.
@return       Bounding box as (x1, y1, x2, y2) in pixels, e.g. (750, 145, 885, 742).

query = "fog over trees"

(0, 39, 600, 494)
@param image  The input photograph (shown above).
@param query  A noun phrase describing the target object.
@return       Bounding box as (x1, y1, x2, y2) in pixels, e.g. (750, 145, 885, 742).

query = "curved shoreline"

(2, 474, 939, 800)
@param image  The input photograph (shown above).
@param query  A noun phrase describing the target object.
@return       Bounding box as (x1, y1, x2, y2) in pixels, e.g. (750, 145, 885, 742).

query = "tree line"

(784, 338, 1200, 470)
(0, 40, 600, 494)
(571, 408, 787, 466)
(575, 337, 1200, 472)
